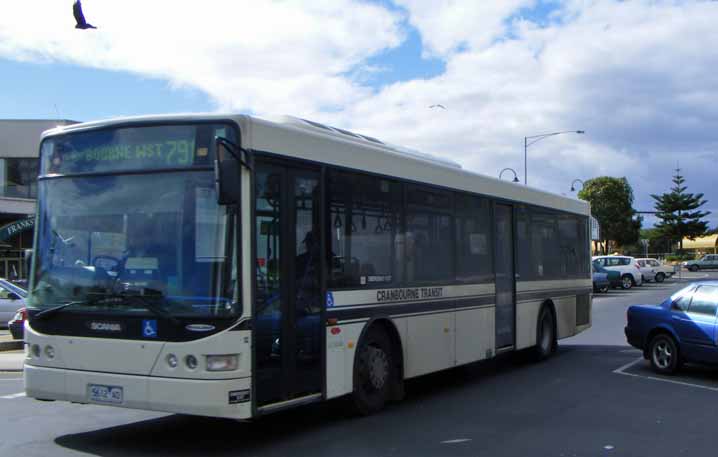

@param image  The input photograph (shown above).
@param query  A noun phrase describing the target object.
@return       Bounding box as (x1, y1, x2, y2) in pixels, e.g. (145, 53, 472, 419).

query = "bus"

(24, 114, 592, 418)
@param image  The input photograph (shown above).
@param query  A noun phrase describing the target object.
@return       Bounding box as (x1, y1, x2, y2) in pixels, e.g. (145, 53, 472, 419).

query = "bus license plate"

(88, 384, 123, 404)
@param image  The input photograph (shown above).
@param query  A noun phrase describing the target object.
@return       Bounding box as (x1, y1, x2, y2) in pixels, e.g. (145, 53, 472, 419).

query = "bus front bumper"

(25, 364, 253, 420)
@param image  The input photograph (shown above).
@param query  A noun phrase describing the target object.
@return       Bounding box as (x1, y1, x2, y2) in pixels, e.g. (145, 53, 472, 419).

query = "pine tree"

(651, 168, 710, 251)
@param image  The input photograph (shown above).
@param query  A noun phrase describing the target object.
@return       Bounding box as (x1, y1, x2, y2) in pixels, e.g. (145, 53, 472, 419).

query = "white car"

(592, 255, 643, 289)
(0, 279, 26, 328)
(635, 258, 675, 283)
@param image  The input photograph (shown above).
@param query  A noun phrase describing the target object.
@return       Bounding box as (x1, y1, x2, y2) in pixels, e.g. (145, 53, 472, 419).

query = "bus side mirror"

(215, 138, 242, 205)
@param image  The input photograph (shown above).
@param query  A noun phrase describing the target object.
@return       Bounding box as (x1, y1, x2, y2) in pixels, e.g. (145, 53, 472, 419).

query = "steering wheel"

(92, 255, 122, 272)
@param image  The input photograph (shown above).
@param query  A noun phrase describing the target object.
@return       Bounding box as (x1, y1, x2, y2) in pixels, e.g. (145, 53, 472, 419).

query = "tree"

(651, 168, 710, 251)
(578, 177, 642, 254)
(641, 227, 672, 255)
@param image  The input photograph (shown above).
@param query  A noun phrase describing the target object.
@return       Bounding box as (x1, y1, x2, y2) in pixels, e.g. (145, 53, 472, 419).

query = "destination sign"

(376, 287, 444, 303)
(42, 124, 233, 175)
(66, 139, 198, 167)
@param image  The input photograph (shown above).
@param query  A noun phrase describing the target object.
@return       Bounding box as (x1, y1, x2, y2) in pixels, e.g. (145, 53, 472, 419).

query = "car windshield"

(29, 124, 240, 318)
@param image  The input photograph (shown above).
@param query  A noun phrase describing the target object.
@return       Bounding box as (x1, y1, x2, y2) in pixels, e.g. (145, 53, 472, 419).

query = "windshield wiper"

(33, 291, 180, 325)
(110, 291, 181, 326)
(33, 299, 94, 320)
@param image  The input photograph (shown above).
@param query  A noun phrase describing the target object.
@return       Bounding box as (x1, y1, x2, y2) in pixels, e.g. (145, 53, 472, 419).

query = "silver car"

(0, 279, 26, 329)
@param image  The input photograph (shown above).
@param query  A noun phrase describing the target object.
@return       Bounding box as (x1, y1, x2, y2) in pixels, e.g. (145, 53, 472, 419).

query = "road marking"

(614, 357, 718, 392)
(612, 357, 643, 374)
(0, 392, 25, 399)
(441, 439, 472, 444)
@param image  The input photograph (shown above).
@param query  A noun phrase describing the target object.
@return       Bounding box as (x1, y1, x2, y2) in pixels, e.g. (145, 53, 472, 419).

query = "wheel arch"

(354, 316, 405, 383)
(644, 325, 681, 358)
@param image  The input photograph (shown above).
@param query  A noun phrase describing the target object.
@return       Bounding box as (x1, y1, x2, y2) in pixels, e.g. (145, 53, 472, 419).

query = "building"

(682, 234, 718, 256)
(0, 119, 79, 279)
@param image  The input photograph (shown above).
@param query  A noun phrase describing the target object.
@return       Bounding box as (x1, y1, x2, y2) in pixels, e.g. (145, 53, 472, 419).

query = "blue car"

(625, 281, 718, 374)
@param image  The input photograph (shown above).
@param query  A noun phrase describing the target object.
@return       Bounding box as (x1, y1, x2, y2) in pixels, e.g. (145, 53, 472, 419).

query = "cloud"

(393, 0, 536, 56)
(0, 0, 404, 114)
(329, 0, 718, 225)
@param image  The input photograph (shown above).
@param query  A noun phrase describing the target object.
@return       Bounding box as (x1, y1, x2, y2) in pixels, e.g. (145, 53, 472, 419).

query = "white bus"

(24, 114, 591, 418)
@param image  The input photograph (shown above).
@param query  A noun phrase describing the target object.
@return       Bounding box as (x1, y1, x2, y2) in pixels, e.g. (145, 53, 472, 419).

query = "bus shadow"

(54, 404, 345, 457)
(53, 346, 600, 456)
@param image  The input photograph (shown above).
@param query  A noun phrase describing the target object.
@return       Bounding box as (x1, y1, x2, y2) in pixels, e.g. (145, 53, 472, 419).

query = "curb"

(0, 340, 23, 352)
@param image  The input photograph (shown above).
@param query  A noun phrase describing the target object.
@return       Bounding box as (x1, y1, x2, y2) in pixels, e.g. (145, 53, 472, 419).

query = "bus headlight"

(31, 344, 41, 358)
(206, 354, 238, 371)
(44, 345, 55, 359)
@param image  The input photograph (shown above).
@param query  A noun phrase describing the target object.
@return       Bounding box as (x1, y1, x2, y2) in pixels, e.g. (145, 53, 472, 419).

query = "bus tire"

(532, 305, 556, 361)
(351, 326, 396, 415)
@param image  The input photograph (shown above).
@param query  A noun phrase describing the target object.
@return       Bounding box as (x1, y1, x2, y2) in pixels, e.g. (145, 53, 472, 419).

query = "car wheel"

(532, 306, 556, 361)
(648, 333, 680, 375)
(621, 274, 633, 289)
(689, 265, 699, 272)
(351, 327, 396, 415)
(600, 286, 609, 293)
(655, 272, 665, 283)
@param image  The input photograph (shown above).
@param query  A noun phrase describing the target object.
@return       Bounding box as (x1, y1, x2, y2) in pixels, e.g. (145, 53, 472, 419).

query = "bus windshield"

(29, 124, 240, 318)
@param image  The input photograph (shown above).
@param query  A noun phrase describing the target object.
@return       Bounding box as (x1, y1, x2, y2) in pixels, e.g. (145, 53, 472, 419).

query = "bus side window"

(328, 171, 400, 288)
(405, 185, 453, 283)
(455, 193, 492, 283)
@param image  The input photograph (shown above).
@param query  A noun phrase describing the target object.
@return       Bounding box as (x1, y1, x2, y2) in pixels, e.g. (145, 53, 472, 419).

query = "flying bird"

(73, 0, 97, 29)
(429, 104, 447, 110)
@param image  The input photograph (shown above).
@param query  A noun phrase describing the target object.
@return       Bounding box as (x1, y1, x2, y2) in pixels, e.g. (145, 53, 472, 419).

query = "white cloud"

(393, 0, 535, 56)
(0, 0, 404, 114)
(330, 0, 718, 224)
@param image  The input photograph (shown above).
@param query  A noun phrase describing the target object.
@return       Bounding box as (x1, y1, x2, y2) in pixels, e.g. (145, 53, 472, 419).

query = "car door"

(671, 285, 718, 362)
(607, 257, 624, 274)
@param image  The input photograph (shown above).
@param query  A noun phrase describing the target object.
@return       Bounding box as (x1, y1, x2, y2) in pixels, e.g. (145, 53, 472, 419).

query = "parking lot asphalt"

(0, 271, 717, 457)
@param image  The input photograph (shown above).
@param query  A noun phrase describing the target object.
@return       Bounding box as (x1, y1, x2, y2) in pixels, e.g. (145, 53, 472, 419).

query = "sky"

(1, 0, 717, 228)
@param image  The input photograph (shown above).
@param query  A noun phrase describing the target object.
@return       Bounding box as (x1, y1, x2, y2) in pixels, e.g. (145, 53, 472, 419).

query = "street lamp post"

(570, 179, 584, 192)
(524, 130, 585, 186)
(499, 167, 520, 183)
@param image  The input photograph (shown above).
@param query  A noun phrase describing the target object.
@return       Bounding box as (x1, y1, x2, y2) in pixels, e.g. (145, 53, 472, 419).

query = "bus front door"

(254, 162, 323, 408)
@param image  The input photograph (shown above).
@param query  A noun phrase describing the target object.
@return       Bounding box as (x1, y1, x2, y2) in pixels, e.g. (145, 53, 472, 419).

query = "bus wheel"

(532, 306, 556, 361)
(352, 327, 395, 415)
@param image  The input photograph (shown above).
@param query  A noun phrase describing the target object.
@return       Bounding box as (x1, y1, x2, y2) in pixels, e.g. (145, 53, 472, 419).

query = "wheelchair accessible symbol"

(142, 319, 158, 338)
